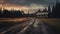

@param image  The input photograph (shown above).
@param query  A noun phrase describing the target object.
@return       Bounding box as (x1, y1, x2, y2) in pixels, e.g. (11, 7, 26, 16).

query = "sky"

(0, 0, 60, 13)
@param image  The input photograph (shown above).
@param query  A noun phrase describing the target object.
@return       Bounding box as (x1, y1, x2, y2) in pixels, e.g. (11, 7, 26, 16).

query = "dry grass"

(0, 18, 29, 23)
(40, 18, 60, 28)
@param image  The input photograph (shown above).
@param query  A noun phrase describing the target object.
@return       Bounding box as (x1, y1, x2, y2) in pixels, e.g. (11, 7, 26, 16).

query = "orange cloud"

(0, 3, 29, 11)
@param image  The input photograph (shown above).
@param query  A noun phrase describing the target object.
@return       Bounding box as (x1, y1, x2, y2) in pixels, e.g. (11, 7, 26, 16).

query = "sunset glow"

(0, 0, 58, 13)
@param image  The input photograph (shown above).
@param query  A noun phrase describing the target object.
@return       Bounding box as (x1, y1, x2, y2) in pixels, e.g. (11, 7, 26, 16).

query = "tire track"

(0, 19, 33, 34)
(17, 19, 35, 34)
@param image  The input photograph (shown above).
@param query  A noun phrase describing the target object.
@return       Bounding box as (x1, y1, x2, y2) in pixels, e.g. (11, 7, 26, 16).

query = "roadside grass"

(40, 18, 60, 30)
(0, 18, 30, 23)
(0, 18, 30, 30)
(0, 18, 30, 27)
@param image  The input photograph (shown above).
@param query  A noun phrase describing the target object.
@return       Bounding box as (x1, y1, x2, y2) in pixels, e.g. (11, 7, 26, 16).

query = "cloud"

(0, 0, 49, 7)
(1, 0, 60, 8)
(1, 0, 58, 6)
(0, 0, 60, 13)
